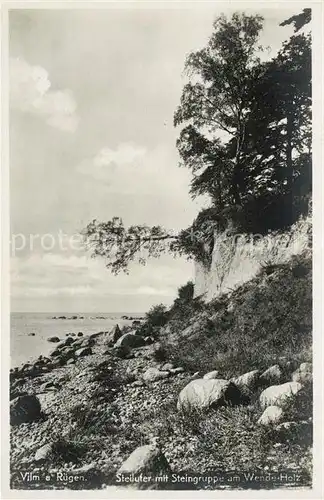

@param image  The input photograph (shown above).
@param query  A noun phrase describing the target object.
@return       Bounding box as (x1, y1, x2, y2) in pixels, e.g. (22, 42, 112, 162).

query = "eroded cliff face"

(194, 214, 311, 301)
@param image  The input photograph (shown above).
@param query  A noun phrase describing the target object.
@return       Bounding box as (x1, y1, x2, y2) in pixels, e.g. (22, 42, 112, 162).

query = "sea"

(10, 312, 144, 368)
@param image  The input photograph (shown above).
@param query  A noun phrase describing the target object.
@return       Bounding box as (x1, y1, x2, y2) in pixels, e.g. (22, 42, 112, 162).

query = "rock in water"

(203, 370, 220, 380)
(257, 405, 284, 426)
(118, 445, 170, 476)
(47, 336, 60, 343)
(259, 381, 302, 409)
(177, 379, 243, 411)
(10, 394, 42, 425)
(115, 332, 145, 349)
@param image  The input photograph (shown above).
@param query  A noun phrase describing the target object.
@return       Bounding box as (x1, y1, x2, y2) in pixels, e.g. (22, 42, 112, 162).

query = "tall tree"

(174, 13, 264, 208)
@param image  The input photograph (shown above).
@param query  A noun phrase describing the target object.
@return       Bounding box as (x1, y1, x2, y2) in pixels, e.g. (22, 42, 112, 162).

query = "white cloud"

(10, 57, 78, 132)
(77, 143, 193, 198)
(77, 143, 147, 182)
(94, 144, 146, 167)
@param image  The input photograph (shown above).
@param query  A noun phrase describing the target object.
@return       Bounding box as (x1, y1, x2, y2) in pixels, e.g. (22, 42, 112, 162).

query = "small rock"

(89, 331, 104, 339)
(292, 363, 312, 384)
(73, 462, 97, 474)
(203, 370, 220, 380)
(118, 445, 170, 476)
(40, 381, 60, 392)
(231, 370, 260, 392)
(257, 406, 284, 426)
(169, 367, 184, 375)
(144, 336, 154, 345)
(66, 358, 75, 365)
(131, 380, 144, 387)
(75, 347, 92, 357)
(161, 363, 174, 371)
(259, 382, 302, 409)
(81, 337, 95, 348)
(27, 332, 36, 336)
(300, 362, 312, 372)
(260, 365, 282, 385)
(35, 443, 53, 462)
(47, 336, 60, 343)
(142, 368, 170, 383)
(190, 372, 200, 381)
(77, 332, 83, 337)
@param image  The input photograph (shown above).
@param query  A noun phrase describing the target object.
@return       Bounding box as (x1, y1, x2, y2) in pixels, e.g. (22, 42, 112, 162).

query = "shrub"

(145, 304, 169, 327)
(177, 281, 194, 302)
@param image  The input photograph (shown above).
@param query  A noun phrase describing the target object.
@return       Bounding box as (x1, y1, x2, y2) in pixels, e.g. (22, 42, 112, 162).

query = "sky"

(9, 5, 302, 313)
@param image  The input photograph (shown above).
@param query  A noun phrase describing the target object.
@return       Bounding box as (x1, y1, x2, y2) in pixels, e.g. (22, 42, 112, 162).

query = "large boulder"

(118, 445, 170, 476)
(177, 379, 244, 411)
(292, 362, 312, 384)
(113, 324, 122, 343)
(142, 368, 170, 383)
(259, 365, 283, 386)
(231, 370, 260, 393)
(203, 370, 220, 380)
(257, 405, 284, 426)
(259, 381, 302, 409)
(115, 332, 145, 349)
(10, 394, 42, 425)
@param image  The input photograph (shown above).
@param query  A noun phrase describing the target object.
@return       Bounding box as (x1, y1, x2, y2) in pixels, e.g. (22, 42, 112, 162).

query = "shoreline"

(10, 315, 143, 369)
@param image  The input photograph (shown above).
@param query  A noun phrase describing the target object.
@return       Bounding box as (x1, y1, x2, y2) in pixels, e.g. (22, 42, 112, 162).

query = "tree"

(243, 32, 311, 228)
(82, 217, 178, 275)
(174, 13, 264, 208)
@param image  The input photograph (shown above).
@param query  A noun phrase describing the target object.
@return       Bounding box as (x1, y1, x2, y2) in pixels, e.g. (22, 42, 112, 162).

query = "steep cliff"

(194, 214, 312, 300)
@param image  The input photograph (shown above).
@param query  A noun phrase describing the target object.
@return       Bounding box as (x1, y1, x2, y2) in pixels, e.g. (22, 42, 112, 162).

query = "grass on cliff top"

(160, 252, 312, 378)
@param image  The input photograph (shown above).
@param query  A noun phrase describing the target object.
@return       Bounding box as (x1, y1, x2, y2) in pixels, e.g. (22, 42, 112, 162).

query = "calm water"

(10, 312, 143, 368)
